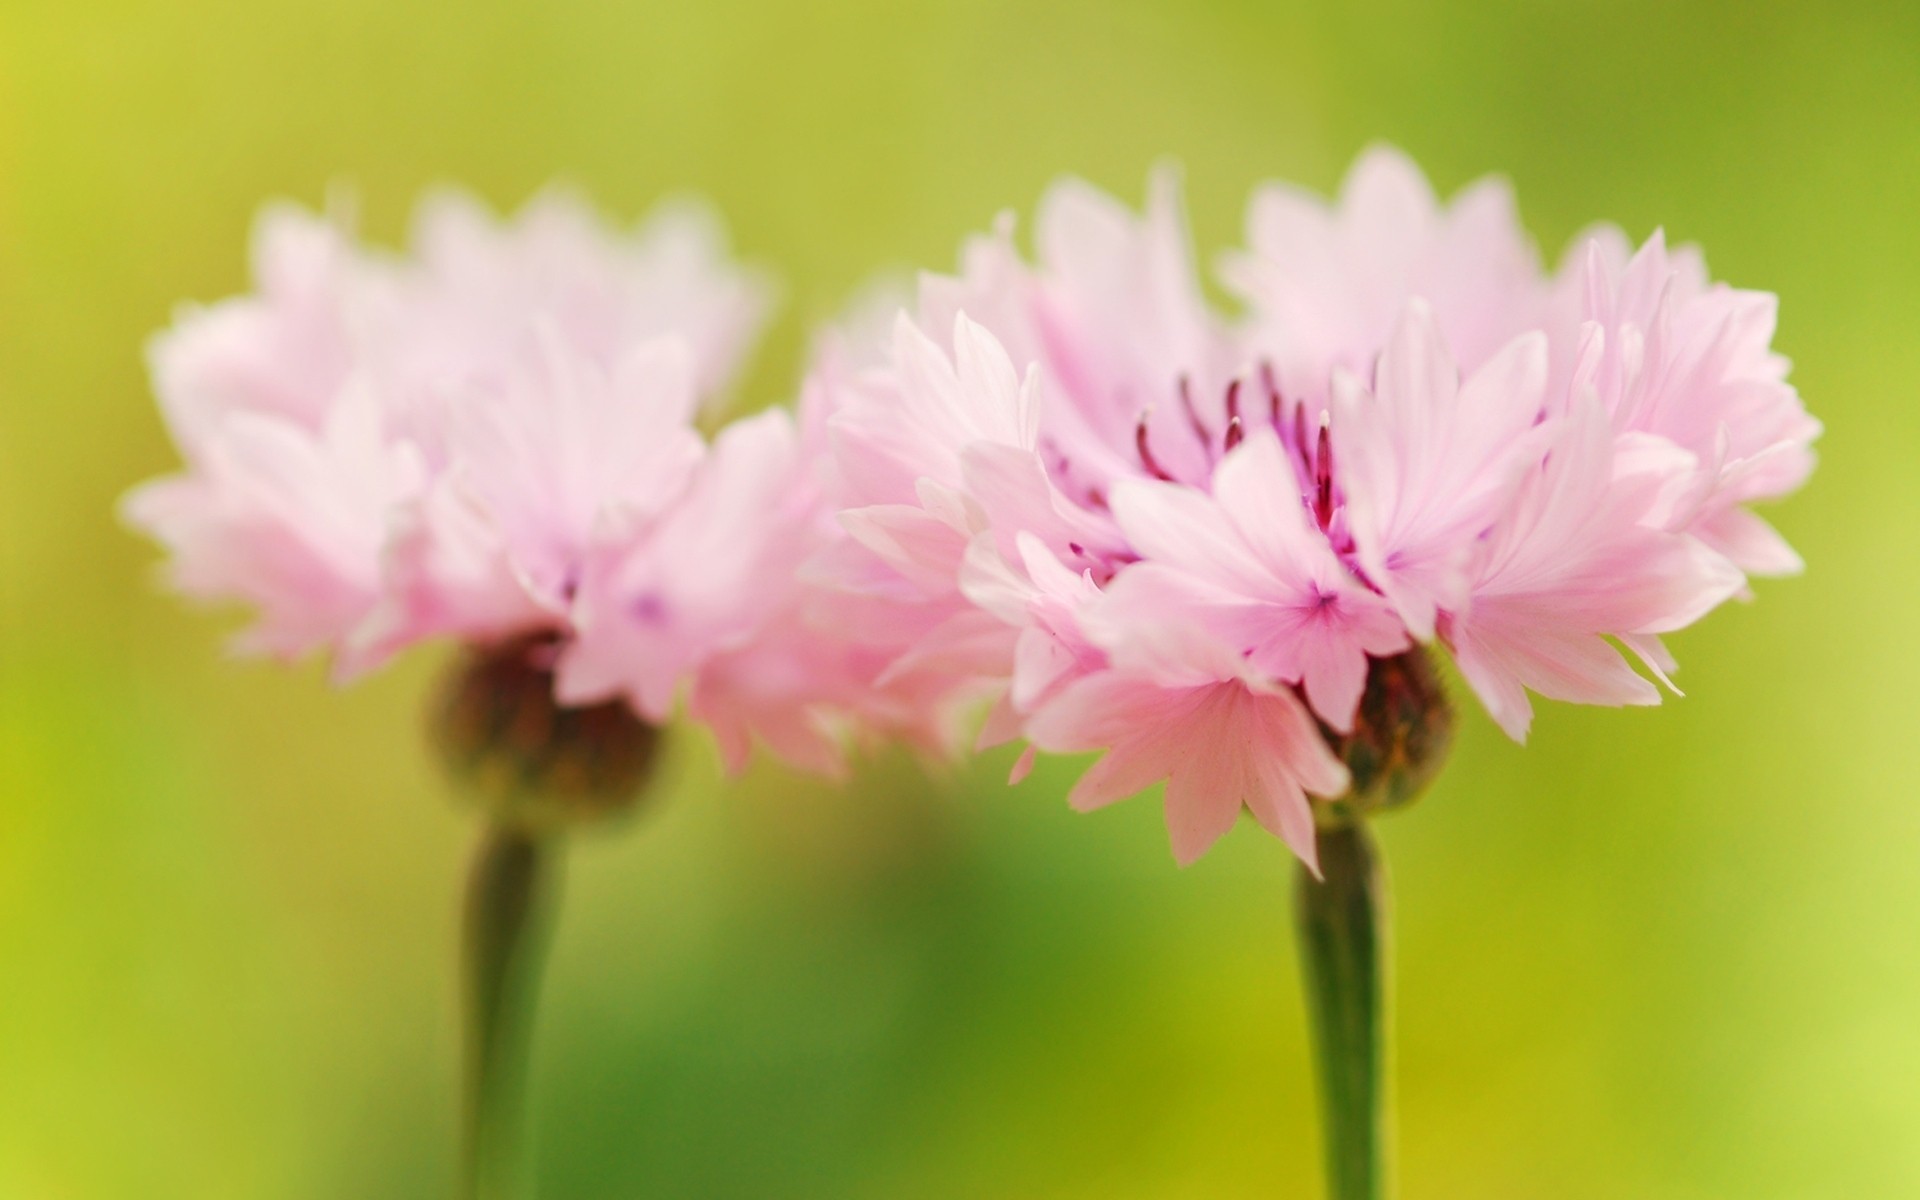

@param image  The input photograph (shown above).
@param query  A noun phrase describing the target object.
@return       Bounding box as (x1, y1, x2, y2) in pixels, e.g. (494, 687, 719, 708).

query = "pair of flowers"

(127, 148, 1818, 869)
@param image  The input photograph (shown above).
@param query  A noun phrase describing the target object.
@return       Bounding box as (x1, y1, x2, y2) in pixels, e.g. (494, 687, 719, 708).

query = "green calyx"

(1317, 648, 1454, 826)
(430, 633, 662, 835)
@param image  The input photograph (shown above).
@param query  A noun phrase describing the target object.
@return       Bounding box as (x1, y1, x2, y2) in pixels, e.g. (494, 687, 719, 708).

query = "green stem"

(1295, 821, 1390, 1200)
(461, 824, 559, 1200)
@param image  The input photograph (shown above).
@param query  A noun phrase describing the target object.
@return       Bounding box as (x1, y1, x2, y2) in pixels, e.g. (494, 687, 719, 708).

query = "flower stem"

(461, 824, 558, 1200)
(1295, 821, 1389, 1200)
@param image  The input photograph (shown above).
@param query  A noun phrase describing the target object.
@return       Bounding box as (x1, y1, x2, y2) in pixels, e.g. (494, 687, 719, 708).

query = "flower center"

(1128, 364, 1342, 534)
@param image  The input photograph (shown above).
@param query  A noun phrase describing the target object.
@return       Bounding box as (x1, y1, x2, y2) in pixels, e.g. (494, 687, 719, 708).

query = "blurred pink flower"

(810, 149, 1816, 864)
(126, 189, 902, 775)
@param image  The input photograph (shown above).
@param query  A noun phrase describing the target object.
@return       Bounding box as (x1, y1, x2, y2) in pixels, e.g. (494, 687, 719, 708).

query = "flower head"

(126, 189, 900, 779)
(811, 151, 1816, 867)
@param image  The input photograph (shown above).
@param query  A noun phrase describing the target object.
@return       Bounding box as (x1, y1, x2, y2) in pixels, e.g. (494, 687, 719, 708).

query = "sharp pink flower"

(810, 150, 1815, 866)
(1553, 227, 1821, 575)
(812, 169, 1363, 864)
(1094, 430, 1409, 730)
(1222, 145, 1548, 404)
(1024, 625, 1348, 869)
(1329, 303, 1554, 641)
(1439, 400, 1745, 739)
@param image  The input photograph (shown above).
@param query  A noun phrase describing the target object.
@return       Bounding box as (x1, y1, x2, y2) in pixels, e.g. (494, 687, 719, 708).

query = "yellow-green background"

(2, 1, 1915, 1195)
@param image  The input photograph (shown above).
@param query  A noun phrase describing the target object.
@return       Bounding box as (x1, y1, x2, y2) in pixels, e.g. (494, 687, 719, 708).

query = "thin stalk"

(461, 824, 559, 1200)
(1295, 821, 1389, 1200)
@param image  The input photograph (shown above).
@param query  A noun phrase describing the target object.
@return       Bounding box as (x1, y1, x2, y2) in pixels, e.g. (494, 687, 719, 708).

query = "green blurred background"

(2, 0, 1917, 1195)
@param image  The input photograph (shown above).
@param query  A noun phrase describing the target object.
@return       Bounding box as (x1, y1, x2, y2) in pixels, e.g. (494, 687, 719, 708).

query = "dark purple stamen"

(1313, 419, 1335, 530)
(1135, 411, 1175, 481)
(1223, 415, 1245, 451)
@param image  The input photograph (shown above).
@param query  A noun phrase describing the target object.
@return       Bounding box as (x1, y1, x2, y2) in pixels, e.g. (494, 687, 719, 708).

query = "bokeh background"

(3, 0, 1917, 1196)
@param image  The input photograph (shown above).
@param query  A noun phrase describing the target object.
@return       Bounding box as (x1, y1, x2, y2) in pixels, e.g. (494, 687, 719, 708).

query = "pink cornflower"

(125, 188, 904, 776)
(818, 171, 1364, 866)
(812, 150, 1816, 868)
(1549, 226, 1820, 578)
